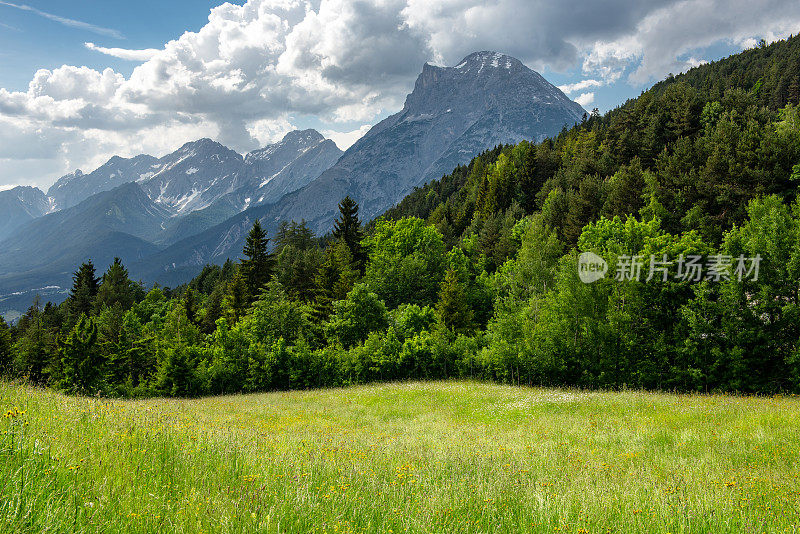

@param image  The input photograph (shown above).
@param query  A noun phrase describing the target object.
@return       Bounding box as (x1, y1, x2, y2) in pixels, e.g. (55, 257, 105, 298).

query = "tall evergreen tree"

(436, 269, 473, 335)
(241, 220, 274, 299)
(183, 288, 199, 326)
(0, 315, 11, 375)
(96, 258, 141, 311)
(332, 196, 366, 272)
(789, 75, 800, 106)
(68, 260, 99, 320)
(12, 296, 53, 384)
(201, 288, 225, 333)
(225, 269, 250, 324)
(58, 313, 102, 394)
(313, 241, 358, 320)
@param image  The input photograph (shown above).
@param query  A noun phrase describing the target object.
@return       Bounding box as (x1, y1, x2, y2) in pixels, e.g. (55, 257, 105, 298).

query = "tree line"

(2, 35, 800, 396)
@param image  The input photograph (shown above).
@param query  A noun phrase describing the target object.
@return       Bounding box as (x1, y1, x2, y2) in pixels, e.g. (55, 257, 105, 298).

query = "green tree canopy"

(363, 217, 447, 308)
(58, 314, 103, 394)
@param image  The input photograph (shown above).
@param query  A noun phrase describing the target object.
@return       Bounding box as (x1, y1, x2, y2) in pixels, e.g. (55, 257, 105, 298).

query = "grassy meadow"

(1, 380, 799, 533)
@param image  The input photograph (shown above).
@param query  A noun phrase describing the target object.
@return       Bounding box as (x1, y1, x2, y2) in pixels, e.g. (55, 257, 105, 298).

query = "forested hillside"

(3, 36, 800, 397)
(382, 35, 800, 249)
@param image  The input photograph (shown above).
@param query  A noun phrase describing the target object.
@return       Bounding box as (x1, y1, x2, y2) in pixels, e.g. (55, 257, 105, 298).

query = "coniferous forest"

(4, 35, 800, 397)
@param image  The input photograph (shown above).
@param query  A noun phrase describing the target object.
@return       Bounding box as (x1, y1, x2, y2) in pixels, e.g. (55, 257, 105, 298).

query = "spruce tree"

(96, 258, 140, 311)
(0, 315, 11, 375)
(202, 288, 224, 333)
(68, 261, 99, 320)
(435, 269, 473, 335)
(313, 241, 358, 320)
(332, 196, 366, 272)
(58, 314, 102, 394)
(789, 75, 800, 106)
(12, 296, 52, 384)
(225, 270, 250, 324)
(183, 288, 199, 326)
(241, 220, 273, 299)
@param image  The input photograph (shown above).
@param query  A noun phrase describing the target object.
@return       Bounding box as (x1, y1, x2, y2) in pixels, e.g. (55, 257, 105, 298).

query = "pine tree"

(225, 270, 250, 324)
(435, 269, 473, 335)
(0, 315, 11, 375)
(96, 258, 140, 311)
(12, 296, 53, 384)
(789, 75, 800, 106)
(313, 241, 358, 320)
(58, 314, 103, 394)
(241, 220, 273, 299)
(68, 261, 99, 320)
(332, 196, 366, 272)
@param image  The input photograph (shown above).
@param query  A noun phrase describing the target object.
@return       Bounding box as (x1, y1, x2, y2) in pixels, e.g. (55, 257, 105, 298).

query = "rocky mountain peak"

(454, 51, 523, 72)
(281, 129, 325, 145)
(402, 51, 580, 120)
(174, 138, 240, 159)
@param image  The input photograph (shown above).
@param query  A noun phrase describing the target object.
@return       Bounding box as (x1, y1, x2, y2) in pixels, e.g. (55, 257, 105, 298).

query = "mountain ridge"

(42, 129, 342, 219)
(131, 51, 585, 280)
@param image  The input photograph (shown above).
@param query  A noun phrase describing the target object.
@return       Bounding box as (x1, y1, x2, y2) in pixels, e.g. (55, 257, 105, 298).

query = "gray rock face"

(0, 186, 51, 241)
(136, 138, 246, 215)
(244, 129, 343, 207)
(47, 155, 159, 211)
(214, 129, 343, 212)
(254, 51, 585, 234)
(152, 130, 342, 245)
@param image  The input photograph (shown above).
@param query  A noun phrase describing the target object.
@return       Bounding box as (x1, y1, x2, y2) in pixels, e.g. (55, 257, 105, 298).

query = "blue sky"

(1, 0, 798, 190)
(0, 1, 245, 90)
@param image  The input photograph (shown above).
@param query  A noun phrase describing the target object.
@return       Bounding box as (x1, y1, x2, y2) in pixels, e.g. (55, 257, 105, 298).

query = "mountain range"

(0, 51, 584, 318)
(0, 186, 53, 242)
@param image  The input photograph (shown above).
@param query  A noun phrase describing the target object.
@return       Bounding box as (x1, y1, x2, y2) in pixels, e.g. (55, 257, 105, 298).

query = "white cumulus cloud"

(558, 79, 603, 94)
(324, 124, 373, 151)
(574, 92, 595, 107)
(3, 0, 800, 190)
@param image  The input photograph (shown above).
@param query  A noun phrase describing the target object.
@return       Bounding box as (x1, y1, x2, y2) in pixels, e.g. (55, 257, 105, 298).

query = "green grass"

(1, 381, 799, 533)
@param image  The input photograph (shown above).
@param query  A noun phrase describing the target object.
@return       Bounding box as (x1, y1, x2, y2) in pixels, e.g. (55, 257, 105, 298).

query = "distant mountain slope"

(0, 182, 167, 299)
(0, 130, 341, 310)
(47, 155, 159, 211)
(131, 206, 259, 286)
(0, 186, 51, 241)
